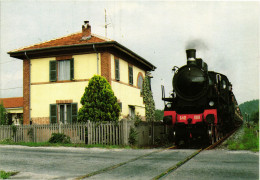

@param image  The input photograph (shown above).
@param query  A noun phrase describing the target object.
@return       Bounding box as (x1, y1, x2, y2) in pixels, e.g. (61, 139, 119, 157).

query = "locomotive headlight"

(209, 101, 214, 107)
(166, 103, 171, 108)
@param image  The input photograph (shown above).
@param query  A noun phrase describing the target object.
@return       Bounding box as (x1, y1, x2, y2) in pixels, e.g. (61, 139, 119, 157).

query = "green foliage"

(239, 99, 259, 122)
(0, 170, 18, 179)
(0, 102, 8, 125)
(0, 138, 14, 144)
(228, 125, 259, 152)
(78, 75, 120, 122)
(155, 109, 164, 121)
(128, 113, 142, 126)
(48, 133, 71, 144)
(143, 76, 155, 122)
(129, 127, 138, 145)
(251, 111, 259, 124)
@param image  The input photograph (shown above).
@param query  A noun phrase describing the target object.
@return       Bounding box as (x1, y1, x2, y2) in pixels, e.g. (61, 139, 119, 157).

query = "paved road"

(164, 150, 259, 180)
(0, 145, 258, 179)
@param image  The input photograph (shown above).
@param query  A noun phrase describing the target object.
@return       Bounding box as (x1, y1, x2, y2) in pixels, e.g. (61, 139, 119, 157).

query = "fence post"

(87, 120, 91, 144)
(121, 119, 129, 145)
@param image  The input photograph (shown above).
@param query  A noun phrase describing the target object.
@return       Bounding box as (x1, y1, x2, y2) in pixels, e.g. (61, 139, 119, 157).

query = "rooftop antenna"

(104, 9, 111, 38)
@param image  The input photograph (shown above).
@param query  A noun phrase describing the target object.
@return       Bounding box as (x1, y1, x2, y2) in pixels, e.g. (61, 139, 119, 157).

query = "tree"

(0, 102, 8, 125)
(251, 111, 259, 124)
(143, 75, 155, 122)
(155, 109, 164, 121)
(78, 75, 120, 122)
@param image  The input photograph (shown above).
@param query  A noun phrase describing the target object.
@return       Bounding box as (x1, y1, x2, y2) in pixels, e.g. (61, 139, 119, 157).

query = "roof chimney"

(82, 21, 91, 40)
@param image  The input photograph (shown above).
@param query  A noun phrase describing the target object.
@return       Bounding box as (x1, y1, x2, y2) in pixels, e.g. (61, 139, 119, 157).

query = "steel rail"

(74, 145, 177, 180)
(153, 125, 242, 179)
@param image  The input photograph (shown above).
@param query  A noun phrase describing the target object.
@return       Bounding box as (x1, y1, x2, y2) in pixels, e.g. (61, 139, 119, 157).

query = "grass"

(0, 170, 18, 179)
(227, 124, 259, 152)
(0, 139, 133, 149)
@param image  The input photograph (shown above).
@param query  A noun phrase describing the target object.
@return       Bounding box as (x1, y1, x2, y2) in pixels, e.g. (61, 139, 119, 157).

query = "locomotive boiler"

(162, 49, 243, 145)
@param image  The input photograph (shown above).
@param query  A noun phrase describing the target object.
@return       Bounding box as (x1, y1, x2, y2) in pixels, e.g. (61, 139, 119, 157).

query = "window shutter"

(71, 103, 78, 123)
(66, 104, 72, 124)
(49, 61, 57, 82)
(50, 104, 57, 124)
(115, 59, 120, 81)
(129, 66, 133, 85)
(70, 59, 74, 80)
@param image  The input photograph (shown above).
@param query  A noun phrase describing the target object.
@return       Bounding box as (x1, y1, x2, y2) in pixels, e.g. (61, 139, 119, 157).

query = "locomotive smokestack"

(186, 49, 196, 61)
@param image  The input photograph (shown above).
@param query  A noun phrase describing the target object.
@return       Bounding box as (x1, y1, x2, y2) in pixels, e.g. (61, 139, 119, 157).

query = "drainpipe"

(24, 51, 31, 125)
(93, 44, 99, 75)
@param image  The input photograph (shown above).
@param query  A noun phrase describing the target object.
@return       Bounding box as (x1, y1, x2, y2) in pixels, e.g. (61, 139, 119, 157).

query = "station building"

(8, 21, 156, 125)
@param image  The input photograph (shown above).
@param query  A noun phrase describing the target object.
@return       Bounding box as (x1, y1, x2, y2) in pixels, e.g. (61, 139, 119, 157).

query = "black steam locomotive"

(162, 49, 243, 145)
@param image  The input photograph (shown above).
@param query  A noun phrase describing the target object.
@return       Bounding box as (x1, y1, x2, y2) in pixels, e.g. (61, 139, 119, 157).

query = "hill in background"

(239, 99, 259, 121)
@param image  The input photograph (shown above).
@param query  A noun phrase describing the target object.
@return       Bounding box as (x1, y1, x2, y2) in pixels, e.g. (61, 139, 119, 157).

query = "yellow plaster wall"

(31, 81, 87, 117)
(73, 54, 101, 79)
(30, 52, 146, 120)
(30, 53, 100, 118)
(31, 57, 53, 83)
(111, 55, 146, 118)
(31, 53, 101, 83)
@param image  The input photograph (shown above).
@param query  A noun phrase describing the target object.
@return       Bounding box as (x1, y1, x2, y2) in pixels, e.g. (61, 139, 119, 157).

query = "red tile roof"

(0, 97, 23, 108)
(10, 32, 111, 52)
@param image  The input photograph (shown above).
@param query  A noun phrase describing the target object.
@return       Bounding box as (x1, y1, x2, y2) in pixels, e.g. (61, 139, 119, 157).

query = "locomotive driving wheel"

(208, 124, 215, 145)
(215, 126, 219, 141)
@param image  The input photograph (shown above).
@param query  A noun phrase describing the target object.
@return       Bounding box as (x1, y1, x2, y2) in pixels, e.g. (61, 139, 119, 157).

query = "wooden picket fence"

(0, 121, 124, 145)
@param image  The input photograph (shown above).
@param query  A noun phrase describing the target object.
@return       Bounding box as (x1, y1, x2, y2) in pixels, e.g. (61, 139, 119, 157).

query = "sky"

(0, 0, 259, 109)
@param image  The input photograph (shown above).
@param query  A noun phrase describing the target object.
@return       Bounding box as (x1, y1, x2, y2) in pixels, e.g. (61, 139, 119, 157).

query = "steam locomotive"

(162, 49, 243, 145)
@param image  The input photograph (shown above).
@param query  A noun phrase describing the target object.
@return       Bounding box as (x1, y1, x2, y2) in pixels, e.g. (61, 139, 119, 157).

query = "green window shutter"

(71, 103, 78, 123)
(50, 104, 57, 124)
(66, 104, 72, 124)
(129, 66, 133, 85)
(49, 61, 57, 82)
(70, 58, 74, 80)
(115, 59, 120, 81)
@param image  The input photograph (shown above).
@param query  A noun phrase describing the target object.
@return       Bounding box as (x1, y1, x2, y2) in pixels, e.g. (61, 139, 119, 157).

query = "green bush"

(48, 133, 71, 144)
(129, 127, 138, 145)
(143, 75, 155, 122)
(128, 113, 142, 126)
(78, 75, 120, 123)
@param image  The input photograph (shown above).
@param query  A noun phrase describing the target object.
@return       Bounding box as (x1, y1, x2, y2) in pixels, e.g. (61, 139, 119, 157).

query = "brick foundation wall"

(23, 59, 30, 125)
(101, 52, 111, 84)
(32, 117, 50, 124)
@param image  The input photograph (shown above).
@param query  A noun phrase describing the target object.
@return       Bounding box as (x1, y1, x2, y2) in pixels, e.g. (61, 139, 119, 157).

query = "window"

(49, 59, 74, 82)
(115, 59, 120, 81)
(222, 80, 227, 89)
(137, 74, 144, 94)
(129, 65, 133, 85)
(129, 106, 135, 118)
(50, 103, 77, 124)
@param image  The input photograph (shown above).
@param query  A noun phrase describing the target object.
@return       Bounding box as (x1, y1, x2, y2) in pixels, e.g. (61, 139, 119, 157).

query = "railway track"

(74, 126, 241, 180)
(153, 125, 242, 179)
